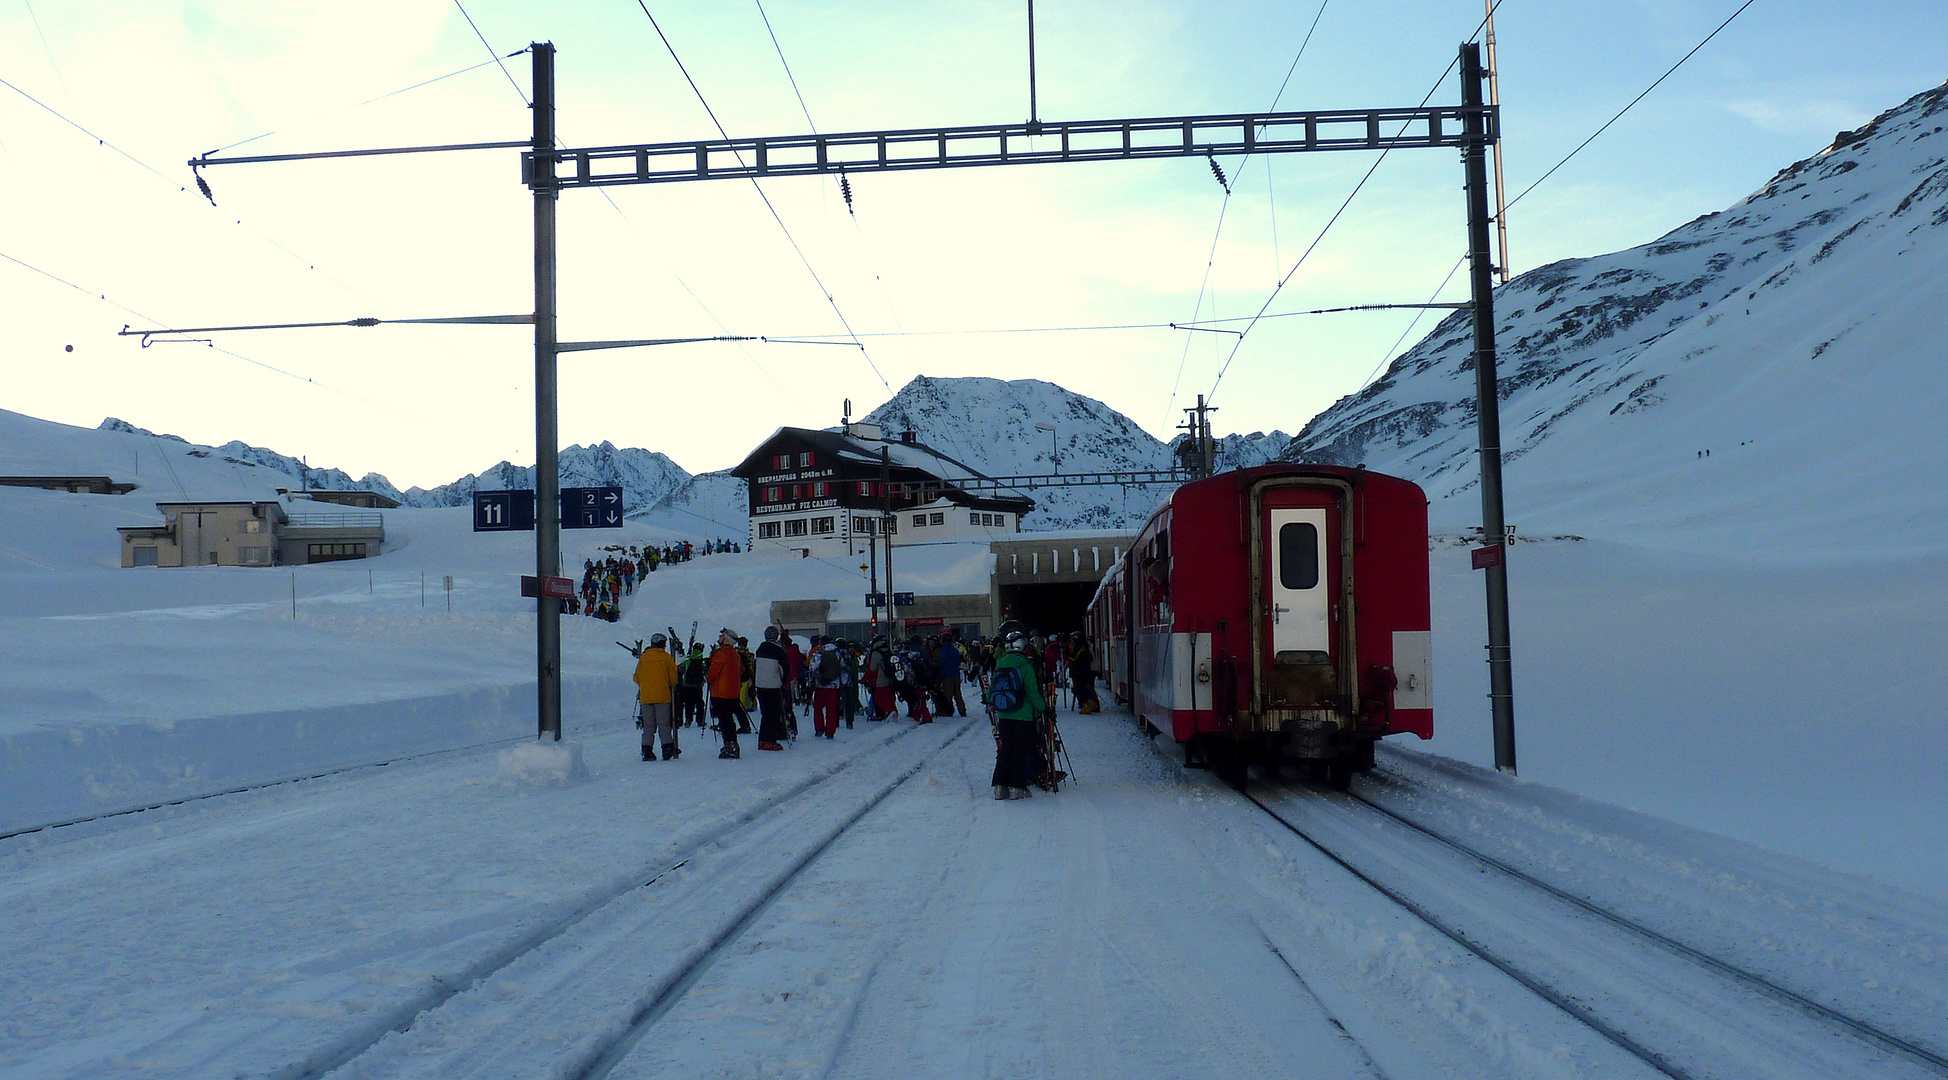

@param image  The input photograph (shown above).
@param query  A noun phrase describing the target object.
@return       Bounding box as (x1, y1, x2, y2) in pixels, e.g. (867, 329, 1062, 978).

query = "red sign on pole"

(520, 574, 577, 599)
(904, 616, 945, 629)
(1470, 544, 1504, 570)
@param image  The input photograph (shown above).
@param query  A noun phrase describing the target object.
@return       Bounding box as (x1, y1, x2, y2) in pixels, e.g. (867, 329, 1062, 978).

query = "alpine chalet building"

(730, 423, 1034, 558)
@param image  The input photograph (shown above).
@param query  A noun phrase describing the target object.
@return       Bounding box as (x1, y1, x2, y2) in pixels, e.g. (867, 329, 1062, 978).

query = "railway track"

(1246, 779, 1948, 1080)
(273, 716, 976, 1080)
(0, 714, 636, 843)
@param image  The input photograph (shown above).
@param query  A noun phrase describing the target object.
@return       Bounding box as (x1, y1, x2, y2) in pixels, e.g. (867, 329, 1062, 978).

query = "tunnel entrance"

(997, 581, 1097, 637)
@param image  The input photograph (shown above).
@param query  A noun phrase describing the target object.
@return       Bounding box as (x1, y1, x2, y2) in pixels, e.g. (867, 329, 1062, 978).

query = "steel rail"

(0, 715, 629, 843)
(1244, 789, 1698, 1080)
(272, 720, 950, 1080)
(566, 718, 981, 1080)
(1349, 784, 1948, 1077)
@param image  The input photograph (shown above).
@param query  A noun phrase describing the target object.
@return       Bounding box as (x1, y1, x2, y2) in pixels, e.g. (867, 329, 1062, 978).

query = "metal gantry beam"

(889, 469, 1192, 500)
(524, 106, 1496, 189)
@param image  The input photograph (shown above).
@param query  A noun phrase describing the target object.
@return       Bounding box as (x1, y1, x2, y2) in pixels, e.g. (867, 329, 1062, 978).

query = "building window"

(308, 542, 366, 562)
(758, 521, 782, 539)
(856, 481, 875, 497)
(238, 546, 270, 564)
(929, 512, 945, 526)
(851, 516, 874, 534)
(133, 546, 158, 566)
(783, 519, 809, 537)
(912, 513, 927, 528)
(810, 482, 828, 498)
(790, 484, 803, 501)
(970, 513, 981, 526)
(242, 519, 263, 534)
(773, 453, 791, 470)
(798, 451, 815, 468)
(811, 516, 835, 534)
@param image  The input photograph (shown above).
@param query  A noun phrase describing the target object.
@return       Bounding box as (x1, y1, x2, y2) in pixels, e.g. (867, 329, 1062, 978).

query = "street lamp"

(1035, 421, 1057, 473)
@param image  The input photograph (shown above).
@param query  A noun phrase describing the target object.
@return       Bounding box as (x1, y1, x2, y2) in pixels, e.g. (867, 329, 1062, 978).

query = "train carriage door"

(1268, 508, 1331, 661)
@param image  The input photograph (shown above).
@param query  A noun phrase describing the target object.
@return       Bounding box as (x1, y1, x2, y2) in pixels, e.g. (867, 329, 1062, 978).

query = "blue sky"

(3, 1, 1942, 485)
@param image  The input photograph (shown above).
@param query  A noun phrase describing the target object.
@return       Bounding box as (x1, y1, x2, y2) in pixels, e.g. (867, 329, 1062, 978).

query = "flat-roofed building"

(119, 501, 385, 567)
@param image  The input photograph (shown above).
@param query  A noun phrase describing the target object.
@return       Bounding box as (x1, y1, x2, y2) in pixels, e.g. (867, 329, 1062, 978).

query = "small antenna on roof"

(843, 398, 852, 427)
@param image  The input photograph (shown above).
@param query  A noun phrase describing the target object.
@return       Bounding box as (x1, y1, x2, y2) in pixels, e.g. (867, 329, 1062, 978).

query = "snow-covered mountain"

(1283, 78, 1948, 556)
(98, 417, 408, 501)
(405, 443, 690, 513)
(858, 375, 1177, 529)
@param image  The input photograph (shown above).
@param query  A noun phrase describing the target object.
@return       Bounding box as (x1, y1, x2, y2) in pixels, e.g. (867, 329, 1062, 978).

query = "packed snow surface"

(8, 76, 1948, 1080)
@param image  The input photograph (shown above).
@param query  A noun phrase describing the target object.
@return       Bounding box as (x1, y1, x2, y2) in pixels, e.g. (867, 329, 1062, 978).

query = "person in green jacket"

(986, 628, 1047, 800)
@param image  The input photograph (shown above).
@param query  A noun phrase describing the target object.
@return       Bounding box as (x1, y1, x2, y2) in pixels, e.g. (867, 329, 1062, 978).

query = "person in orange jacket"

(707, 629, 745, 759)
(632, 633, 680, 761)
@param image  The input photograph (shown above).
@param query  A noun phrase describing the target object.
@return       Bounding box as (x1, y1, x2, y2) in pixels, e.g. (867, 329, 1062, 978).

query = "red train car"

(1087, 463, 1432, 788)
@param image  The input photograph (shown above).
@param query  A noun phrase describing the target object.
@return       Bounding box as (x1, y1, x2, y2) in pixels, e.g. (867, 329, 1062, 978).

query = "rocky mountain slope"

(1283, 78, 1948, 555)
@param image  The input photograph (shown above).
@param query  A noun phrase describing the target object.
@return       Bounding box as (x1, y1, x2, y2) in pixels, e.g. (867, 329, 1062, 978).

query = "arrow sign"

(560, 486, 625, 528)
(893, 591, 916, 607)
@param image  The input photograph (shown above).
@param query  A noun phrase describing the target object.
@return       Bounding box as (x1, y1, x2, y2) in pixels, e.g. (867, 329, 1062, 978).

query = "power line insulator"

(839, 169, 854, 216)
(1207, 155, 1230, 195)
(193, 169, 217, 207)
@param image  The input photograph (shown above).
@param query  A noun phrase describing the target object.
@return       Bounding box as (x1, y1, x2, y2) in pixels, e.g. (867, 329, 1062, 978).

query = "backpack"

(990, 665, 1026, 713)
(817, 648, 842, 683)
(889, 652, 910, 685)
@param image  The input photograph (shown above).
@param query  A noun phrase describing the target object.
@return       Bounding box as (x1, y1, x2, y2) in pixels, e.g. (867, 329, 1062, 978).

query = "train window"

(1279, 522, 1319, 590)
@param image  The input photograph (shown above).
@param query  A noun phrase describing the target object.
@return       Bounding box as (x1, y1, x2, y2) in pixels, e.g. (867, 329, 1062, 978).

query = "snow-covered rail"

(275, 717, 976, 1080)
(0, 714, 635, 843)
(1344, 787, 1948, 1077)
(1247, 783, 1948, 1080)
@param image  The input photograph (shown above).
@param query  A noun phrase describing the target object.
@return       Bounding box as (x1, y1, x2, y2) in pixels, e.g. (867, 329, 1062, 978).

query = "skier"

(987, 629, 1047, 799)
(675, 641, 709, 728)
(707, 629, 745, 758)
(632, 633, 680, 761)
(937, 632, 967, 717)
(1069, 632, 1100, 714)
(865, 636, 897, 721)
(809, 638, 845, 738)
(754, 626, 790, 751)
(838, 640, 860, 730)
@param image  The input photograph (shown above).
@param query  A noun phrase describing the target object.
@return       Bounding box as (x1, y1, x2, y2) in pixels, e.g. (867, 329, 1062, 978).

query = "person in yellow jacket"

(633, 633, 681, 761)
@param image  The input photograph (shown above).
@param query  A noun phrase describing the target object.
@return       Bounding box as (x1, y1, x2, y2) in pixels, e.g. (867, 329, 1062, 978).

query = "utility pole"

(1178, 395, 1218, 479)
(880, 446, 895, 639)
(1026, 0, 1040, 130)
(1462, 42, 1517, 773)
(1483, 0, 1511, 283)
(532, 42, 563, 742)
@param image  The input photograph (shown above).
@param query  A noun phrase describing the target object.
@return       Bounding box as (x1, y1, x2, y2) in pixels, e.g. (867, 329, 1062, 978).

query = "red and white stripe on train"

(1086, 463, 1433, 789)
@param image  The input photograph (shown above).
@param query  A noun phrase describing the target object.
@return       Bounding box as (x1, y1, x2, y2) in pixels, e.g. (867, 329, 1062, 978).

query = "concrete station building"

(118, 497, 387, 567)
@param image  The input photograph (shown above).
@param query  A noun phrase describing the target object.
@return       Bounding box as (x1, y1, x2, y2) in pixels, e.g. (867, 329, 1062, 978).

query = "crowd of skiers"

(570, 540, 741, 621)
(627, 620, 1098, 801)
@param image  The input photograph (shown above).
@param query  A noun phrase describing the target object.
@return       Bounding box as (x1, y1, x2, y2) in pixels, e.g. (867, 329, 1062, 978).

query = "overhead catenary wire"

(0, 249, 399, 412)
(1201, 0, 1508, 408)
(1164, 0, 1332, 425)
(445, 8, 796, 404)
(1504, 0, 1760, 213)
(1, 71, 396, 311)
(633, 1, 894, 395)
(1343, 0, 1760, 402)
(453, 0, 530, 105)
(201, 50, 530, 158)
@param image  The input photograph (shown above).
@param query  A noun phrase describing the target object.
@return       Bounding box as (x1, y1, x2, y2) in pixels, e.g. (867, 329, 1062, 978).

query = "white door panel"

(1269, 508, 1329, 658)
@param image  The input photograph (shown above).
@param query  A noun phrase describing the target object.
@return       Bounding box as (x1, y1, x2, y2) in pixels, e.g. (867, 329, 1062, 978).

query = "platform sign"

(560, 486, 625, 529)
(1470, 544, 1504, 570)
(893, 591, 916, 607)
(473, 489, 535, 532)
(865, 592, 887, 607)
(520, 574, 577, 600)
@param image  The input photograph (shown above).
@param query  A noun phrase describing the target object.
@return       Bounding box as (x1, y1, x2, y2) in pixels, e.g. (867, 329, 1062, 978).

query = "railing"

(284, 511, 384, 529)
